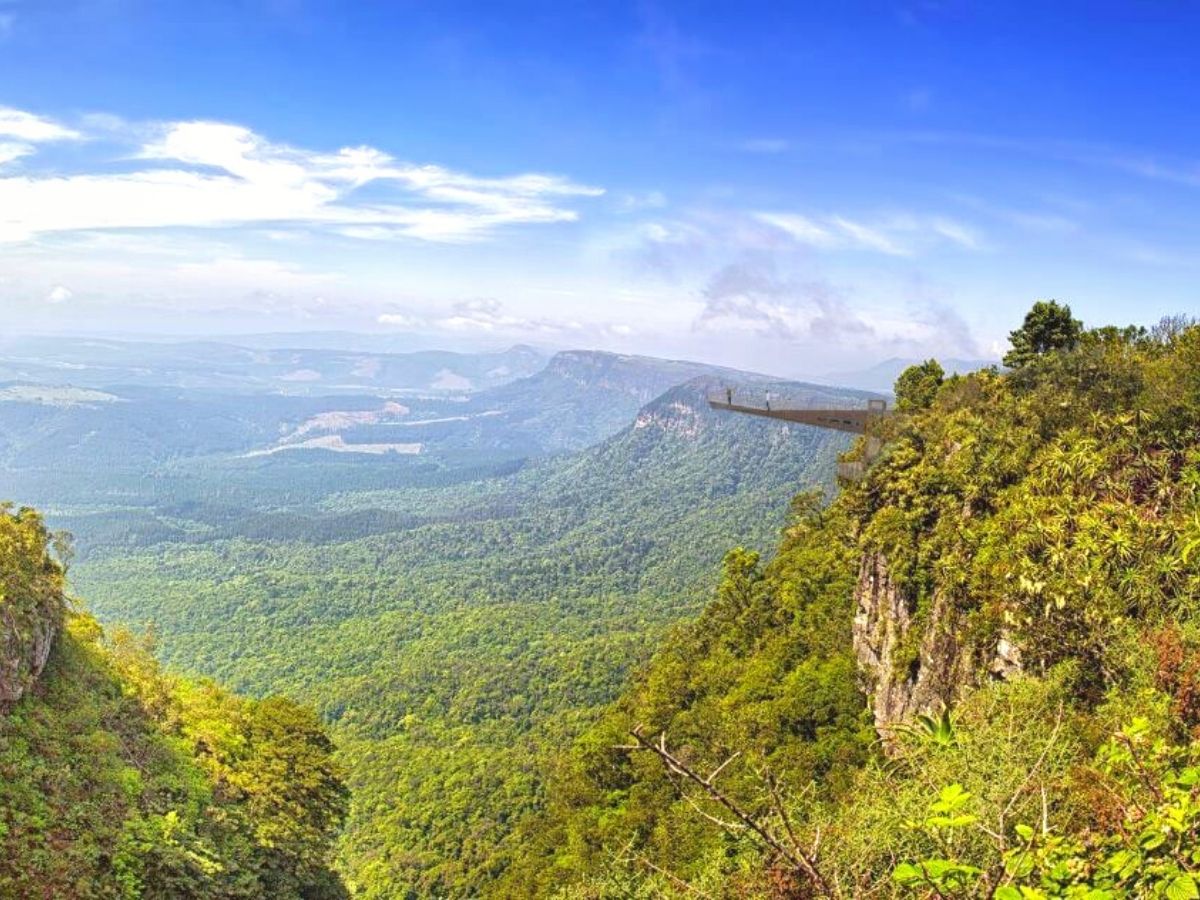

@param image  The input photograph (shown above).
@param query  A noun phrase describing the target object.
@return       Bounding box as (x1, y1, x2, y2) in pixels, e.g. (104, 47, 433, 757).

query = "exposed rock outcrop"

(852, 551, 1020, 743)
(0, 602, 57, 707)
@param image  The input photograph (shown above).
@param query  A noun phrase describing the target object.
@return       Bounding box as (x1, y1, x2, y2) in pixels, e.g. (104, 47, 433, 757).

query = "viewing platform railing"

(707, 388, 891, 480)
(706, 390, 890, 435)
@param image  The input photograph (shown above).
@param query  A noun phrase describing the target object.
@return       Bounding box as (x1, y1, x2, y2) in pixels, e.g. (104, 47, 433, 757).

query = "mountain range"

(0, 335, 548, 396)
(0, 334, 877, 896)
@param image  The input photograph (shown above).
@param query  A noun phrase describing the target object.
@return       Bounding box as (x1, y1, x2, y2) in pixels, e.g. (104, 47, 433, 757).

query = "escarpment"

(851, 552, 1022, 740)
(0, 601, 57, 705)
(0, 507, 66, 708)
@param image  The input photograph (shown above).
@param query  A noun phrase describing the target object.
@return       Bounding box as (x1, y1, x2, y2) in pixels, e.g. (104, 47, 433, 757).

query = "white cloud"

(0, 107, 81, 142)
(754, 213, 840, 249)
(45, 284, 72, 304)
(949, 194, 1079, 236)
(0, 141, 33, 166)
(756, 210, 980, 256)
(694, 262, 875, 343)
(0, 111, 603, 244)
(438, 298, 530, 332)
(830, 216, 907, 255)
(375, 298, 634, 339)
(610, 209, 984, 365)
(926, 217, 981, 249)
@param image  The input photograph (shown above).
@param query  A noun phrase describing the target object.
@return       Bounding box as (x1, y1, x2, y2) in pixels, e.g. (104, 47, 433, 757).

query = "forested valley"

(4, 307, 1200, 898)
(0, 340, 860, 895)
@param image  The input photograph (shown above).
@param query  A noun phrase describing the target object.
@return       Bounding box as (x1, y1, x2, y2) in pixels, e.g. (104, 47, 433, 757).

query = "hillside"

(0, 505, 347, 898)
(0, 347, 775, 519)
(457, 350, 767, 452)
(70, 374, 865, 896)
(9, 309, 1199, 897)
(496, 309, 1200, 898)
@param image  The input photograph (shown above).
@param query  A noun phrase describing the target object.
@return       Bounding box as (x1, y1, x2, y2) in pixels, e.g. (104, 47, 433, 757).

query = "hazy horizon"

(0, 324, 1004, 385)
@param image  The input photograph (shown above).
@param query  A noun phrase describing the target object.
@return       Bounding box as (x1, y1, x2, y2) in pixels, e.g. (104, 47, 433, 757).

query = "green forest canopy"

(495, 306, 1200, 898)
(6, 304, 1200, 898)
(0, 506, 349, 899)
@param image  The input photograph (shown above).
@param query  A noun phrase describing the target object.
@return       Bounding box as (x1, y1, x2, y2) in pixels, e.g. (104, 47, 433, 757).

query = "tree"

(1003, 300, 1082, 368)
(238, 696, 349, 895)
(894, 359, 945, 412)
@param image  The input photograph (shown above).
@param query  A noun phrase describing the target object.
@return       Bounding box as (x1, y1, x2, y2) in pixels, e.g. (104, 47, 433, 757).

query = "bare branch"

(707, 751, 741, 785)
(1115, 731, 1165, 804)
(765, 772, 805, 859)
(625, 727, 836, 898)
(1001, 703, 1064, 821)
(679, 791, 747, 832)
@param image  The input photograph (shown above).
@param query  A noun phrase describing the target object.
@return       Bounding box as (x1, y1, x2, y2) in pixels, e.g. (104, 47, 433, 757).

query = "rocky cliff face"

(0, 601, 57, 707)
(852, 551, 1020, 742)
(0, 506, 64, 709)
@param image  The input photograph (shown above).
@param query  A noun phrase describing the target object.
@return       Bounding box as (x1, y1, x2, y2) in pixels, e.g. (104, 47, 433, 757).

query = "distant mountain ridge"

(819, 355, 996, 392)
(460, 349, 764, 452)
(0, 335, 548, 395)
(0, 339, 879, 573)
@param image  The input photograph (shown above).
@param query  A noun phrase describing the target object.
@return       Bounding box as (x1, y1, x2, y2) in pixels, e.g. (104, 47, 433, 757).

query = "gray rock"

(0, 603, 57, 707)
(852, 551, 1021, 746)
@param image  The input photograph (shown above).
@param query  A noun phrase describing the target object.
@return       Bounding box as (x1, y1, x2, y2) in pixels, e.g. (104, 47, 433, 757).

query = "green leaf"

(892, 863, 923, 885)
(933, 783, 972, 814)
(1165, 873, 1199, 900)
(1139, 828, 1166, 850)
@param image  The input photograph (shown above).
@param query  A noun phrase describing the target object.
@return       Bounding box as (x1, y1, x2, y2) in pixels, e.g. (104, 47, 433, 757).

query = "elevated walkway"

(706, 393, 889, 435)
(707, 390, 891, 479)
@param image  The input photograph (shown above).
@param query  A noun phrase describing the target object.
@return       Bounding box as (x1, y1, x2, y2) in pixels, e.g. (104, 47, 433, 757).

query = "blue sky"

(1, 0, 1198, 374)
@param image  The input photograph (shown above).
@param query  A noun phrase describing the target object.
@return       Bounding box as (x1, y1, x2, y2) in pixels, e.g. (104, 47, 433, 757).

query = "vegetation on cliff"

(7, 305, 1200, 898)
(0, 506, 347, 898)
(498, 306, 1200, 898)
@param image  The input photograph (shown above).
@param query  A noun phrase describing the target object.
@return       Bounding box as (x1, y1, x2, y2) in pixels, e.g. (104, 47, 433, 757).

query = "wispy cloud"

(377, 298, 634, 340)
(756, 210, 980, 256)
(1106, 154, 1200, 189)
(435, 298, 598, 336)
(614, 189, 667, 212)
(0, 109, 603, 244)
(0, 107, 82, 142)
(438, 298, 539, 332)
(690, 255, 980, 358)
(615, 209, 983, 361)
(951, 194, 1079, 235)
(892, 129, 1200, 190)
(695, 259, 873, 342)
(902, 281, 983, 357)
